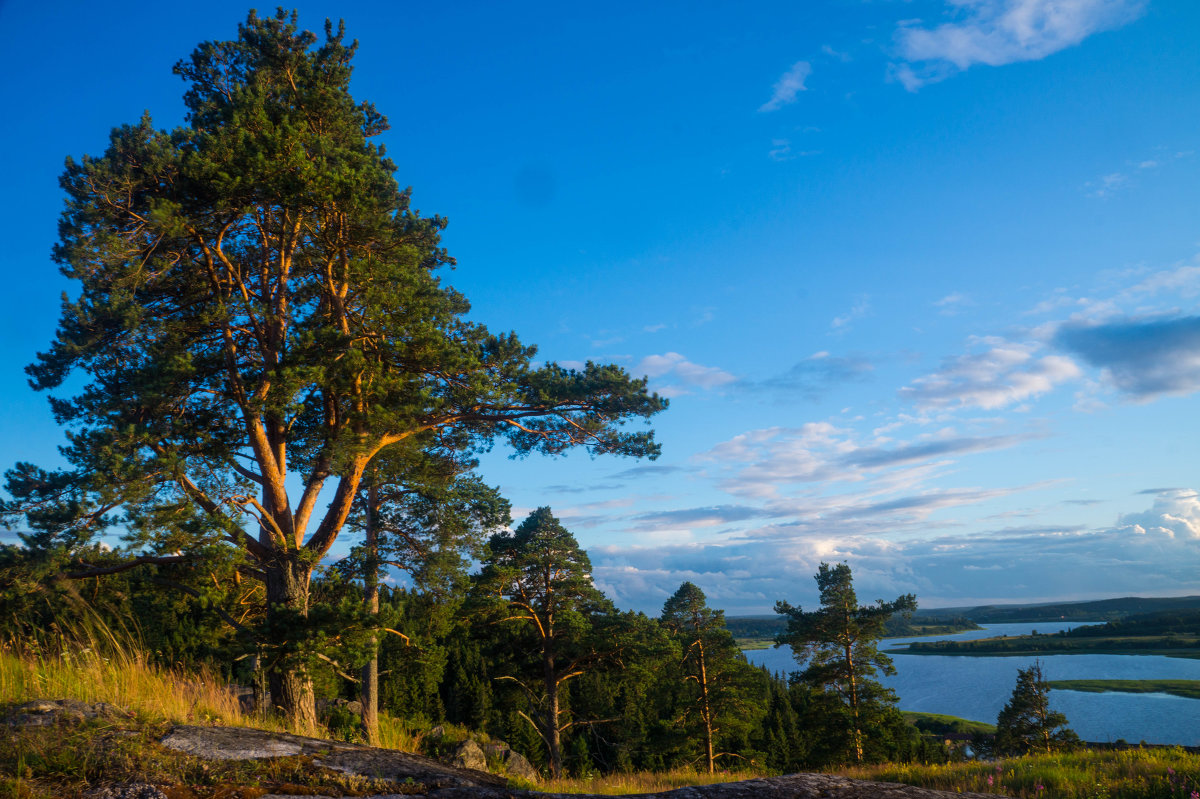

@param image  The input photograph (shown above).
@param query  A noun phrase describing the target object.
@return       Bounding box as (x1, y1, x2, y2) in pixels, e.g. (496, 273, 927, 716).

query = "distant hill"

(726, 596, 1200, 646)
(725, 613, 979, 645)
(929, 595, 1200, 623)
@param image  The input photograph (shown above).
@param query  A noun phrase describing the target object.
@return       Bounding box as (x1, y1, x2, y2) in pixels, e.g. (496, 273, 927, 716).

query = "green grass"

(1048, 679, 1200, 700)
(540, 766, 767, 794)
(839, 747, 1200, 799)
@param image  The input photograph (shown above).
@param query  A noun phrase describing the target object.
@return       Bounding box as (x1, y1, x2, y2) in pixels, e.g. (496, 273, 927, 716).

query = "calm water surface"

(744, 622, 1200, 745)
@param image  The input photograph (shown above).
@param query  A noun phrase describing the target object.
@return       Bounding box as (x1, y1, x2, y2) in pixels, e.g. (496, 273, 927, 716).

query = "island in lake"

(895, 606, 1200, 659)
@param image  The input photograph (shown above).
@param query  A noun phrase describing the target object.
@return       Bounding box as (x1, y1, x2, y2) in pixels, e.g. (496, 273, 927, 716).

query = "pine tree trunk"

(699, 641, 715, 774)
(360, 483, 381, 745)
(545, 653, 563, 778)
(845, 639, 863, 762)
(265, 555, 318, 731)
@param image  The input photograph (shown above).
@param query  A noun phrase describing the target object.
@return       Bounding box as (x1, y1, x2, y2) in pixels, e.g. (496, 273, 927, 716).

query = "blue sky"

(3, 0, 1200, 614)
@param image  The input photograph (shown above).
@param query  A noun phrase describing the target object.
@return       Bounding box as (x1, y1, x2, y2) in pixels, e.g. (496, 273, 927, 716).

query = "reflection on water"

(744, 621, 1200, 745)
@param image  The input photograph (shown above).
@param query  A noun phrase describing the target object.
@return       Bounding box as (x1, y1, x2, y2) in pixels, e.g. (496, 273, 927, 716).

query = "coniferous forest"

(8, 10, 1200, 798)
(0, 10, 937, 778)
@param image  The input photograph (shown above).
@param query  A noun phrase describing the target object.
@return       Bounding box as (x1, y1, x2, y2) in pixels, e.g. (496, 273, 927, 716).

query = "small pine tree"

(995, 661, 1079, 755)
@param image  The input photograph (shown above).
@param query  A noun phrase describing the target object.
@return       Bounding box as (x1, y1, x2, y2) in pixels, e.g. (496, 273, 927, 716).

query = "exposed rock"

(476, 741, 538, 783)
(5, 699, 129, 727)
(155, 721, 994, 799)
(447, 738, 488, 771)
(501, 748, 539, 783)
(480, 741, 508, 759)
(87, 784, 168, 799)
(160, 724, 506, 790)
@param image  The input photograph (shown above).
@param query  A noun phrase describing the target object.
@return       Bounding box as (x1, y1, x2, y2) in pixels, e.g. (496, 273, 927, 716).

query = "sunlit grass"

(540, 766, 767, 795)
(0, 619, 286, 733)
(838, 748, 1200, 799)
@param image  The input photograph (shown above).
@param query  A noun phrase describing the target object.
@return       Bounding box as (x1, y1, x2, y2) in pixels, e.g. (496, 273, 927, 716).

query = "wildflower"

(987, 775, 994, 787)
(1169, 768, 1176, 776)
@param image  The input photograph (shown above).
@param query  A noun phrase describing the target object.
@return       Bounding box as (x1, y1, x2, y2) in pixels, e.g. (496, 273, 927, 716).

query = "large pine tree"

(9, 10, 665, 727)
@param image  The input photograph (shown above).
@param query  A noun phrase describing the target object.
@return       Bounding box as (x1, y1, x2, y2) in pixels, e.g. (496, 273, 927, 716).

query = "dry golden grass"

(539, 766, 767, 795)
(0, 639, 287, 733)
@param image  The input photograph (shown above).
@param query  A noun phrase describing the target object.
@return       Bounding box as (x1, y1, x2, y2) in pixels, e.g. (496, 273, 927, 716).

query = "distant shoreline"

(1048, 679, 1200, 700)
(891, 633, 1200, 659)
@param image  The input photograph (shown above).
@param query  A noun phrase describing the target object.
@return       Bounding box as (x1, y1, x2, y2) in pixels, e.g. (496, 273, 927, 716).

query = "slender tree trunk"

(845, 639, 863, 762)
(264, 555, 318, 731)
(544, 648, 563, 778)
(698, 640, 715, 774)
(360, 483, 381, 745)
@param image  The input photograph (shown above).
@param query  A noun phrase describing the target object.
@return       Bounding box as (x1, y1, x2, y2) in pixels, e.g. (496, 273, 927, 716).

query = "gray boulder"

(447, 738, 488, 771)
(502, 748, 539, 783)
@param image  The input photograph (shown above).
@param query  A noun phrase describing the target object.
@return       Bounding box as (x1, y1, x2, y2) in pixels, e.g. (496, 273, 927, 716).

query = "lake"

(744, 622, 1200, 745)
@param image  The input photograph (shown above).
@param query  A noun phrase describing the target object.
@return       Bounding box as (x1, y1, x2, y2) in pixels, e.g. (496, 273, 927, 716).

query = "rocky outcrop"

(5, 699, 131, 727)
(4, 702, 997, 799)
(159, 724, 1000, 799)
(160, 724, 507, 790)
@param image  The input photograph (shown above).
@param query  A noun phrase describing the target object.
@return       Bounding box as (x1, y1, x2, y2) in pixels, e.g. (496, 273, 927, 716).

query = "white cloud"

(895, 0, 1144, 89)
(633, 352, 736, 397)
(900, 337, 1081, 410)
(759, 61, 811, 112)
(1116, 489, 1200, 539)
(586, 490, 1200, 613)
(700, 421, 1032, 505)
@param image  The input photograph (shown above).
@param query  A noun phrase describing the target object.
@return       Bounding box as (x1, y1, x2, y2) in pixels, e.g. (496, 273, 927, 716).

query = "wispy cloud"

(1085, 150, 1191, 198)
(900, 336, 1081, 410)
(935, 292, 973, 315)
(609, 464, 689, 480)
(831, 296, 871, 333)
(587, 487, 1200, 613)
(894, 0, 1145, 90)
(759, 60, 812, 112)
(633, 352, 736, 397)
(768, 139, 795, 162)
(701, 422, 1032, 501)
(741, 351, 875, 402)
